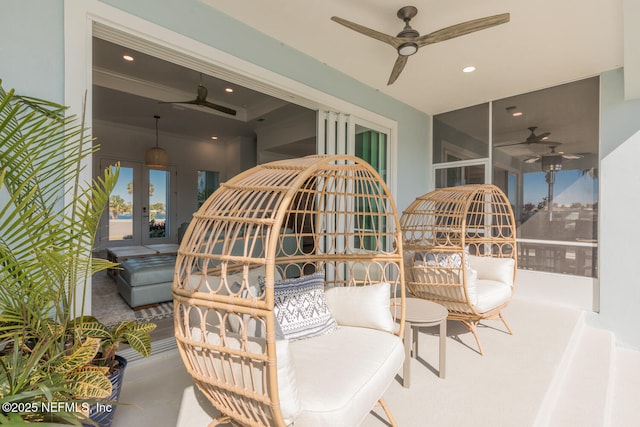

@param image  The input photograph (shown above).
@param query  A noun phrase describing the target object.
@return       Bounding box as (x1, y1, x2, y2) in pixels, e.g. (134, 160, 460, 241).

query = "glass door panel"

(317, 112, 394, 254)
(107, 163, 138, 243)
(99, 160, 174, 248)
(355, 124, 387, 181)
(146, 169, 169, 241)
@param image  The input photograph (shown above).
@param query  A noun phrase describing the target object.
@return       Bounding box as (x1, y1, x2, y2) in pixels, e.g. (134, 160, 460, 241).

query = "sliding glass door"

(317, 112, 394, 254)
(317, 112, 392, 185)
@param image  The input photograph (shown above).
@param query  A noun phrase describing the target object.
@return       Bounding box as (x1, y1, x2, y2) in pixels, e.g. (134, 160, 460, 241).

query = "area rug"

(92, 271, 173, 326)
(134, 301, 174, 323)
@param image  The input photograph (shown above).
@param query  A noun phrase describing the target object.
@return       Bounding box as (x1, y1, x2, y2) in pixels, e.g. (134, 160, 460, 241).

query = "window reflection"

(492, 77, 599, 277)
(433, 77, 599, 278)
(433, 103, 489, 163)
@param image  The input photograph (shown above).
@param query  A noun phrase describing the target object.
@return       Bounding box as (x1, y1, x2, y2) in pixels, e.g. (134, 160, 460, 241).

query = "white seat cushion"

(289, 326, 404, 427)
(472, 279, 512, 313)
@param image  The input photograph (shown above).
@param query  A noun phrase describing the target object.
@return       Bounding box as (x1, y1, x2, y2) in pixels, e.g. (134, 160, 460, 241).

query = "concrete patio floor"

(111, 296, 640, 426)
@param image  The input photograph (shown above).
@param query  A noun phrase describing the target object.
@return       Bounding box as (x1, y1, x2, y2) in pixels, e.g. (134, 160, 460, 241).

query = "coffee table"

(402, 297, 448, 387)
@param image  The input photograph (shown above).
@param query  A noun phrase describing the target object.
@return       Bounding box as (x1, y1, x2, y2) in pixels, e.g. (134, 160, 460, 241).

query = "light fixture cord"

(154, 115, 160, 148)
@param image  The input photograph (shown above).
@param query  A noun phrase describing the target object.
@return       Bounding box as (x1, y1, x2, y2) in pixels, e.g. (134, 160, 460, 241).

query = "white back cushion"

(468, 255, 515, 287)
(324, 282, 395, 333)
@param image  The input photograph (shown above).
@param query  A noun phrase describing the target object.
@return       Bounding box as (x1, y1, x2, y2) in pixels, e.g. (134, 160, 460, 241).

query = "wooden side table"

(403, 298, 448, 387)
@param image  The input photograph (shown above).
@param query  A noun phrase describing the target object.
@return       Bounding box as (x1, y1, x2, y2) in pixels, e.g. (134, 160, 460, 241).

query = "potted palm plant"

(0, 78, 155, 426)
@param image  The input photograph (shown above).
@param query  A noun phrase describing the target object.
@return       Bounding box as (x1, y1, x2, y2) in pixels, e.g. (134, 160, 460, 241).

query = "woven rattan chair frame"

(400, 184, 517, 355)
(173, 155, 406, 427)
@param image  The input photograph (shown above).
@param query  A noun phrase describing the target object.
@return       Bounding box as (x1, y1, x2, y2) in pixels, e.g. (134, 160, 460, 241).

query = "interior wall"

(223, 136, 257, 180)
(256, 110, 316, 163)
(93, 120, 231, 230)
(598, 68, 640, 350)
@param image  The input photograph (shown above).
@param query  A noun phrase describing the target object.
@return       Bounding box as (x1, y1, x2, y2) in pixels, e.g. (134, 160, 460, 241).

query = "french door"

(99, 159, 175, 248)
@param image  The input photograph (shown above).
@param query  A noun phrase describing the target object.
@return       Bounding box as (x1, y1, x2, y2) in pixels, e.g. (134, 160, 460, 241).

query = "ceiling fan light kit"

(145, 115, 169, 169)
(331, 6, 510, 85)
(541, 153, 563, 172)
(398, 42, 418, 56)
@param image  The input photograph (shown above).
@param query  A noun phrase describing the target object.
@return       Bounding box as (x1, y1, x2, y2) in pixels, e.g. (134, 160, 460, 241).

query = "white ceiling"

(92, 38, 313, 143)
(92, 0, 621, 161)
(201, 0, 623, 115)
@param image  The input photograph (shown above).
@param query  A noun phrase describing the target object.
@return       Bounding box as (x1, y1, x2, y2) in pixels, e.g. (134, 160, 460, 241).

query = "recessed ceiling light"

(211, 136, 218, 140)
(462, 66, 476, 73)
(224, 87, 234, 93)
(512, 111, 523, 117)
(123, 55, 134, 62)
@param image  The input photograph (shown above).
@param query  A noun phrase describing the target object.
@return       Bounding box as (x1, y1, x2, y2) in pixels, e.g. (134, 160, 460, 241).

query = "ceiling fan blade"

(495, 141, 527, 148)
(538, 140, 563, 146)
(331, 16, 401, 48)
(159, 99, 236, 115)
(387, 55, 408, 85)
(158, 99, 197, 105)
(416, 13, 510, 47)
(562, 153, 583, 160)
(524, 156, 541, 164)
(532, 131, 551, 141)
(201, 101, 237, 116)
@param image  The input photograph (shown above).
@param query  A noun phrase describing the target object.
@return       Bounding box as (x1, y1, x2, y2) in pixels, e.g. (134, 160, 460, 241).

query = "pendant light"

(145, 115, 169, 169)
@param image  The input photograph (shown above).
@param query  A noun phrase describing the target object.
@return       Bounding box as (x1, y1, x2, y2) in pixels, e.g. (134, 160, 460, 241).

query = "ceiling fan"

(330, 6, 510, 85)
(159, 73, 237, 116)
(524, 145, 583, 172)
(495, 126, 554, 147)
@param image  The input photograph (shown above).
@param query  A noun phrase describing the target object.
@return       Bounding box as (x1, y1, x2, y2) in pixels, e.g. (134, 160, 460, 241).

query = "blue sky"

(523, 170, 598, 206)
(111, 167, 167, 205)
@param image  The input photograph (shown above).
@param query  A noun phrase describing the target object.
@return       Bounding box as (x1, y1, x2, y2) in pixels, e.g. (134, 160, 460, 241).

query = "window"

(433, 103, 489, 163)
(197, 170, 220, 208)
(432, 77, 599, 278)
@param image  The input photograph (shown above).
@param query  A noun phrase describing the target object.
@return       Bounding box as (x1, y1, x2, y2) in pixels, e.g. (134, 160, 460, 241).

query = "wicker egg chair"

(173, 155, 406, 427)
(400, 184, 517, 355)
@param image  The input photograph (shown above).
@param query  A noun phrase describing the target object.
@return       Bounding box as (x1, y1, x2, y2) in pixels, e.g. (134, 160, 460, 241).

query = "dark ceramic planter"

(84, 354, 128, 427)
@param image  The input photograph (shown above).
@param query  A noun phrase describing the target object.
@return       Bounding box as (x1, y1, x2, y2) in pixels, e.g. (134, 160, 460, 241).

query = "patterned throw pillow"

(272, 271, 338, 341)
(420, 245, 471, 270)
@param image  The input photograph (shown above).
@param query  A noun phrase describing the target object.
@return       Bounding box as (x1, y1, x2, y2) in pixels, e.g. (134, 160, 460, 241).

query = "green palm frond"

(0, 78, 124, 424)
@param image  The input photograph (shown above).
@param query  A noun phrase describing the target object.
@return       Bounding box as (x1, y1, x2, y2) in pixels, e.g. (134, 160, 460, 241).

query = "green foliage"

(72, 317, 156, 370)
(0, 79, 142, 424)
